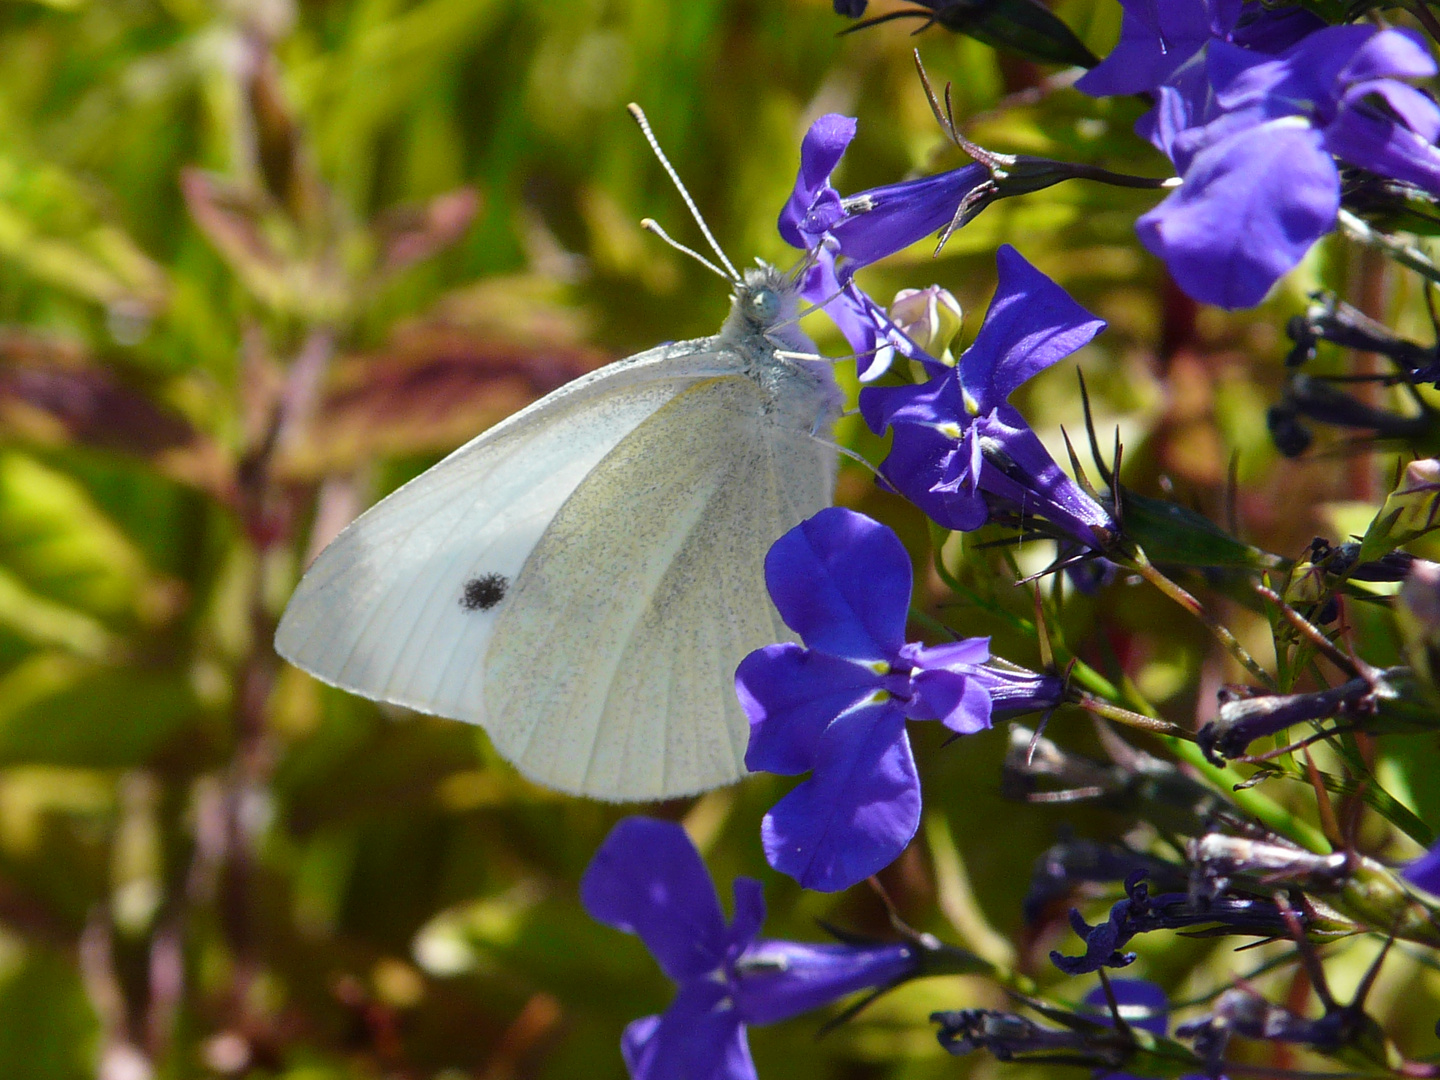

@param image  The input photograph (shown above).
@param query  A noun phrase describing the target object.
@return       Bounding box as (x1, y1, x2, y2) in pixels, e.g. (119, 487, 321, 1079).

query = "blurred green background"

(0, 0, 1437, 1077)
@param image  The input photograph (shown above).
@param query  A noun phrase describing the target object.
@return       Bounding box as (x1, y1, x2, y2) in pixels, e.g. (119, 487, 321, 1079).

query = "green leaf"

(0, 151, 166, 314)
(1123, 490, 1286, 570)
(0, 452, 154, 622)
(0, 945, 98, 1080)
(0, 655, 200, 768)
(931, 0, 1100, 68)
(0, 567, 113, 658)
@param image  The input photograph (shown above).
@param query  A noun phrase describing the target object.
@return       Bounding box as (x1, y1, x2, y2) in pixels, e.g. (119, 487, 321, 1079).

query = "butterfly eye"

(749, 288, 781, 324)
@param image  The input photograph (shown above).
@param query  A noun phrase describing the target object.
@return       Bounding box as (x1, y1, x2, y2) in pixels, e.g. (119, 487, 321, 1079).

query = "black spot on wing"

(460, 573, 508, 612)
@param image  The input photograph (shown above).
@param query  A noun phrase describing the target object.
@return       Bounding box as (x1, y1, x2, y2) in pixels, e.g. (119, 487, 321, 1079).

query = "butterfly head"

(725, 263, 813, 351)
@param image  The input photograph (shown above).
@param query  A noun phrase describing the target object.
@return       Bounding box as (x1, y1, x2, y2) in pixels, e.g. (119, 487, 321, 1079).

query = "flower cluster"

(575, 5, 1440, 1080)
(1079, 0, 1440, 306)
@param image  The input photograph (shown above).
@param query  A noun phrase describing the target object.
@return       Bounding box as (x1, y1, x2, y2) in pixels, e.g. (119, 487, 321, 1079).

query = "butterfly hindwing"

(483, 375, 833, 801)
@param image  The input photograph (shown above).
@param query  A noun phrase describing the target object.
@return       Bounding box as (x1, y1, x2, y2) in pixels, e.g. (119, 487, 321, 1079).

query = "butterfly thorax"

(721, 264, 842, 432)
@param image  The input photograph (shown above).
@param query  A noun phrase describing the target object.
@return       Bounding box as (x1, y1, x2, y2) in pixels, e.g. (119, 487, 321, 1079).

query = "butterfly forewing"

(274, 345, 737, 721)
(483, 374, 830, 801)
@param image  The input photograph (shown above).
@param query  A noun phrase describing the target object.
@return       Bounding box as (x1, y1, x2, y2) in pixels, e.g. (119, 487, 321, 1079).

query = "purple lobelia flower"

(778, 113, 990, 378)
(1402, 836, 1440, 897)
(859, 245, 1116, 547)
(1081, 979, 1171, 1039)
(581, 817, 933, 1080)
(1139, 26, 1440, 308)
(1075, 0, 1242, 98)
(1075, 0, 1322, 98)
(1050, 871, 1297, 976)
(737, 508, 1064, 893)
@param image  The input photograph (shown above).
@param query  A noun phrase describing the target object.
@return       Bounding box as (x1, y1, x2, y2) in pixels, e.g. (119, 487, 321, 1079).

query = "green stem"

(1164, 736, 1329, 854)
(1127, 550, 1278, 691)
(1077, 694, 1188, 738)
(1063, 653, 1329, 853)
(1338, 208, 1440, 287)
(926, 528, 1326, 852)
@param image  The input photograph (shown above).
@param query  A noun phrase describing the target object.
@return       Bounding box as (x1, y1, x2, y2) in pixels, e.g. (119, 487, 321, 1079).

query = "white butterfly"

(274, 108, 842, 802)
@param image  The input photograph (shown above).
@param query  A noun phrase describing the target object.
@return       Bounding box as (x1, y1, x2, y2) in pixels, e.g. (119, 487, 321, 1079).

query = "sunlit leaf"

(0, 153, 166, 315)
(0, 655, 201, 768)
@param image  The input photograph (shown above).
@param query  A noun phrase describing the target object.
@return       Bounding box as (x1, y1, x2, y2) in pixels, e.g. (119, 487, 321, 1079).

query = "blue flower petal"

(963, 406, 1116, 546)
(779, 114, 857, 249)
(760, 703, 921, 892)
(859, 368, 955, 435)
(763, 508, 913, 660)
(1081, 979, 1171, 1037)
(739, 644, 883, 776)
(1214, 25, 1375, 112)
(727, 877, 767, 957)
(1337, 27, 1436, 85)
(898, 638, 998, 733)
(581, 818, 729, 982)
(1136, 119, 1338, 309)
(894, 424, 990, 532)
(1341, 79, 1440, 141)
(957, 246, 1107, 415)
(620, 981, 753, 1080)
(797, 249, 894, 375)
(920, 671, 994, 734)
(1230, 3, 1325, 53)
(828, 165, 988, 268)
(1326, 100, 1440, 196)
(734, 940, 917, 1025)
(1403, 840, 1440, 897)
(1075, 0, 1235, 98)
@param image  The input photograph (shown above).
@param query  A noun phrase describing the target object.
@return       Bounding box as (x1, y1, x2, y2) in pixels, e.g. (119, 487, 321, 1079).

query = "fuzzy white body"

(274, 267, 841, 800)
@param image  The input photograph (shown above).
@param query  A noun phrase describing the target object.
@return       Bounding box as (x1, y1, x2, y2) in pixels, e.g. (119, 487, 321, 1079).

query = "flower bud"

(1379, 458, 1440, 546)
(1398, 559, 1440, 695)
(888, 285, 964, 365)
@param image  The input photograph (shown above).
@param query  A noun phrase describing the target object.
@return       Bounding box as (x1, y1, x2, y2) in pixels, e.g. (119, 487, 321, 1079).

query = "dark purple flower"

(1024, 838, 1188, 924)
(859, 245, 1115, 546)
(1050, 872, 1297, 976)
(582, 817, 923, 1080)
(737, 508, 1064, 892)
(1140, 26, 1440, 308)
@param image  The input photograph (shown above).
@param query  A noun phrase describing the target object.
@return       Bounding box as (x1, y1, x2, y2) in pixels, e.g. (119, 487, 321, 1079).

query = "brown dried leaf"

(373, 188, 481, 278)
(280, 324, 605, 479)
(181, 169, 346, 320)
(0, 333, 233, 497)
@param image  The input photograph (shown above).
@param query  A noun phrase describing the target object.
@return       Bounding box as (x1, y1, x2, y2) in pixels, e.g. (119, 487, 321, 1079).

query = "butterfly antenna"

(638, 217, 731, 281)
(627, 103, 741, 281)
